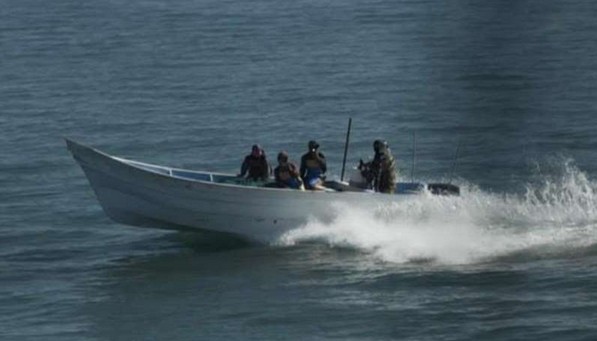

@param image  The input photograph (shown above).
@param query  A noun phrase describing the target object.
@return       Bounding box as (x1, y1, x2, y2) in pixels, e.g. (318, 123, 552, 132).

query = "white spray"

(279, 160, 597, 265)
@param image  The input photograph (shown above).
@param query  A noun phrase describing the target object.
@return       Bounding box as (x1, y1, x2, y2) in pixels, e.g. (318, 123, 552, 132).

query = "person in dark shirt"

(238, 144, 270, 181)
(300, 140, 327, 190)
(274, 151, 304, 190)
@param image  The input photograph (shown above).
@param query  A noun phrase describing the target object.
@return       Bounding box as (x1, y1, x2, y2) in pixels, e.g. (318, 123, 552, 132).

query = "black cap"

(308, 140, 319, 150)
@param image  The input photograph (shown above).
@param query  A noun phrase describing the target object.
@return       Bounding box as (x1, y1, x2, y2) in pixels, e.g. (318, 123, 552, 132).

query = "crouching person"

(274, 151, 304, 190)
(358, 140, 397, 193)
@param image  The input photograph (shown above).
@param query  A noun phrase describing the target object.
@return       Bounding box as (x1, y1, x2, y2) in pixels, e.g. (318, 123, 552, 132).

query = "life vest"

(278, 164, 294, 181)
(301, 152, 326, 179)
(275, 163, 301, 188)
(304, 158, 320, 169)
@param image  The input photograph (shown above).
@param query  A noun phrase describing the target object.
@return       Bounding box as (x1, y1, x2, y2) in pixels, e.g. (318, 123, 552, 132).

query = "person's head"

(373, 140, 388, 154)
(251, 144, 262, 157)
(277, 151, 289, 164)
(308, 140, 319, 152)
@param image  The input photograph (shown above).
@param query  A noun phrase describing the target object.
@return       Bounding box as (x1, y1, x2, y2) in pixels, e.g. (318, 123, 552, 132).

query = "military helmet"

(373, 139, 388, 153)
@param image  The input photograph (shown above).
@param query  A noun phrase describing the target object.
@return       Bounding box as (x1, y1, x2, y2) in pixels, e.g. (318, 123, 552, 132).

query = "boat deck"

(116, 157, 456, 194)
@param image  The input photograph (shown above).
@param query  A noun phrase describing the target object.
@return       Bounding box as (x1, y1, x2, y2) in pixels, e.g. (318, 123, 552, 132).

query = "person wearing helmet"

(300, 140, 327, 190)
(238, 144, 271, 181)
(274, 151, 304, 190)
(364, 139, 397, 193)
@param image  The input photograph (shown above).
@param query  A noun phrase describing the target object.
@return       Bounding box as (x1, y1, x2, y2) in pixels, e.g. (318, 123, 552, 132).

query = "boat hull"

(67, 139, 408, 242)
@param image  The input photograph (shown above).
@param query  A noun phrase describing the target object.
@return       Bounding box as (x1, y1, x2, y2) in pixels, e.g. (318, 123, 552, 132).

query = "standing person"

(300, 140, 327, 190)
(238, 144, 270, 181)
(274, 151, 304, 190)
(364, 140, 397, 193)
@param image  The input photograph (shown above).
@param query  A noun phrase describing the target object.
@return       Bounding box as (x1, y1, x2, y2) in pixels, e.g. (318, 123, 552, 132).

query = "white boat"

(66, 139, 458, 242)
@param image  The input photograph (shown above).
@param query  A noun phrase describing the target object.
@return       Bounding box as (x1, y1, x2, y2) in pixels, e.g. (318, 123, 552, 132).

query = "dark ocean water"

(2, 0, 597, 340)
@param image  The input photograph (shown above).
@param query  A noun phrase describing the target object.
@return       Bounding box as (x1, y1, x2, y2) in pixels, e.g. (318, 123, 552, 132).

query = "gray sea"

(2, 0, 597, 340)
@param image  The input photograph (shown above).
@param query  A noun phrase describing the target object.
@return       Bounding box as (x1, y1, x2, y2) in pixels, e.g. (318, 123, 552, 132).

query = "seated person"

(274, 151, 304, 190)
(238, 144, 270, 181)
(300, 140, 327, 190)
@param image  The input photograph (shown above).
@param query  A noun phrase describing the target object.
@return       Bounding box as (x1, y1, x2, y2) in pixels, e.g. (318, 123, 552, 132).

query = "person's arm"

(260, 150, 271, 179)
(239, 157, 248, 177)
(318, 152, 327, 174)
(267, 158, 273, 177)
(299, 155, 306, 178)
(288, 163, 296, 177)
(290, 164, 304, 187)
(262, 158, 270, 180)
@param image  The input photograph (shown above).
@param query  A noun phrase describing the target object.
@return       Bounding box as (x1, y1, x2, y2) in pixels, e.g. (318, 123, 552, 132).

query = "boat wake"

(279, 160, 597, 265)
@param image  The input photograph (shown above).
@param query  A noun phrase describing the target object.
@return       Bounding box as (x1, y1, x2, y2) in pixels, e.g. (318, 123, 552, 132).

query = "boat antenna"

(448, 140, 462, 184)
(410, 130, 416, 183)
(340, 117, 352, 182)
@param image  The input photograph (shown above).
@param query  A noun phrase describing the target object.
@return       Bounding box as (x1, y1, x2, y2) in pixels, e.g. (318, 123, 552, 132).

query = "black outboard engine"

(427, 183, 460, 196)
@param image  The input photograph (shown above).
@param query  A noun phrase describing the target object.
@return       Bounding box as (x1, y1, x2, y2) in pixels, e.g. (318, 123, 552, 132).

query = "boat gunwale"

(66, 138, 366, 196)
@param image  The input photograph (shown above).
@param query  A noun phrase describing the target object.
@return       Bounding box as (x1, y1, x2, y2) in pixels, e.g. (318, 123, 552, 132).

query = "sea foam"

(279, 160, 597, 265)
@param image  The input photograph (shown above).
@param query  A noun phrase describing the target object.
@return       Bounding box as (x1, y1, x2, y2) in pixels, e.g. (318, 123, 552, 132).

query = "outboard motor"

(427, 183, 460, 196)
(395, 182, 460, 196)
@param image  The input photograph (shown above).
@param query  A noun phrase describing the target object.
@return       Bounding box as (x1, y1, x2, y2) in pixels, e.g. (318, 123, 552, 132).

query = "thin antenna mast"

(411, 131, 416, 183)
(340, 117, 352, 182)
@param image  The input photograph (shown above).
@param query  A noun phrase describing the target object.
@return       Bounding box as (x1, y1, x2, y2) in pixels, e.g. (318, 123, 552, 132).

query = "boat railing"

(118, 158, 173, 176)
(117, 156, 244, 185)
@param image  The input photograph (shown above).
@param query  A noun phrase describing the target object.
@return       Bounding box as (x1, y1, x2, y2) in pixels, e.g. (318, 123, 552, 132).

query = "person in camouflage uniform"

(362, 140, 397, 193)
